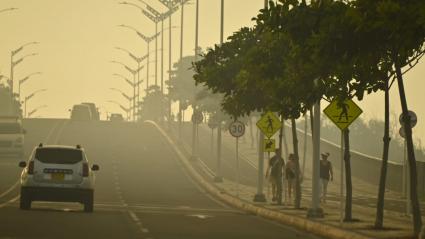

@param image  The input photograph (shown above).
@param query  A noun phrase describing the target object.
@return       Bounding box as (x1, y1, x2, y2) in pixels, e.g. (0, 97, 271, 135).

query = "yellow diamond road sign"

(323, 99, 363, 131)
(264, 139, 276, 152)
(256, 111, 282, 138)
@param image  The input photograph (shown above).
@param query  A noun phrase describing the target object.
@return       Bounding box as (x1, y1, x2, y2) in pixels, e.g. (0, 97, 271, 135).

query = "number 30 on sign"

(229, 121, 245, 138)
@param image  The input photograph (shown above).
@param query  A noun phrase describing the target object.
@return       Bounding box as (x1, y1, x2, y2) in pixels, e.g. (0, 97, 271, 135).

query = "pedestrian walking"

(285, 154, 296, 203)
(320, 152, 333, 203)
(266, 148, 284, 204)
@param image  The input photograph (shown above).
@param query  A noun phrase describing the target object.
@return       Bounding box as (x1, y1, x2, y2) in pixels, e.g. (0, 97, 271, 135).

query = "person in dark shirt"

(285, 154, 297, 203)
(320, 152, 333, 203)
(266, 148, 284, 204)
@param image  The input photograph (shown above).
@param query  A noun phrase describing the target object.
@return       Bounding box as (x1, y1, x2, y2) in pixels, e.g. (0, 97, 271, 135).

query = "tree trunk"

(279, 114, 284, 156)
(250, 117, 255, 149)
(343, 128, 353, 221)
(283, 121, 289, 158)
(211, 128, 214, 154)
(178, 102, 182, 139)
(291, 118, 302, 209)
(310, 108, 314, 152)
(302, 114, 308, 178)
(375, 79, 391, 229)
(395, 61, 422, 235)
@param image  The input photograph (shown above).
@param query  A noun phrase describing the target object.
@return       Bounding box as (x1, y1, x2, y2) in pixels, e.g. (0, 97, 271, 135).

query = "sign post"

(307, 101, 324, 218)
(263, 139, 276, 152)
(229, 120, 245, 197)
(191, 111, 204, 161)
(324, 99, 363, 223)
(254, 111, 282, 202)
(399, 110, 417, 216)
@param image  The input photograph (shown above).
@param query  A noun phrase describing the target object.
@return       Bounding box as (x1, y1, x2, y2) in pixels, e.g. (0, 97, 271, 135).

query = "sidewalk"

(170, 122, 421, 238)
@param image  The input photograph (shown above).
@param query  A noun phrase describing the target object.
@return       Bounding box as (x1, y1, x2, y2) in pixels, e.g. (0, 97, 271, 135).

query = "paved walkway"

(171, 122, 423, 238)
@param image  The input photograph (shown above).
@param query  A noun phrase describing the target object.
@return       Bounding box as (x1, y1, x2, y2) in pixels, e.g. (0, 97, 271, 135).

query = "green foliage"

(138, 85, 168, 122)
(167, 55, 204, 109)
(194, 0, 425, 119)
(0, 84, 22, 117)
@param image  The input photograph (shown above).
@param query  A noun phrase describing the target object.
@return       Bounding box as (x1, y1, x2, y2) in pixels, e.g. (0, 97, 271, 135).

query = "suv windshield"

(35, 148, 83, 164)
(0, 123, 22, 134)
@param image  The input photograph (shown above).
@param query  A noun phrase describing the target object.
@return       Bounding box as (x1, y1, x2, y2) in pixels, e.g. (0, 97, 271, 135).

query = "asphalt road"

(0, 119, 321, 239)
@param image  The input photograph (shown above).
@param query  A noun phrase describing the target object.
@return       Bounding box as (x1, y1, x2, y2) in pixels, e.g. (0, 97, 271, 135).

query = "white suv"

(18, 144, 99, 212)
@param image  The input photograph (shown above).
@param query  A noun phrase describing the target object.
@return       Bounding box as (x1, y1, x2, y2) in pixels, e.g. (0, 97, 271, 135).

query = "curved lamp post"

(0, 8, 18, 14)
(118, 24, 159, 91)
(107, 100, 131, 121)
(18, 72, 42, 102)
(10, 48, 39, 95)
(28, 105, 47, 118)
(110, 60, 144, 121)
(115, 47, 147, 107)
(23, 89, 47, 118)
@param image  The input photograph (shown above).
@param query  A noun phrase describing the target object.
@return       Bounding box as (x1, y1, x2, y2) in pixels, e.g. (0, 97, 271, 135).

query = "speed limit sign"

(229, 121, 245, 138)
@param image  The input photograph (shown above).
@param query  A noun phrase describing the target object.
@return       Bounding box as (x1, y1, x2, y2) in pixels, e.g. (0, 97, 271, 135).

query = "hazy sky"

(1, 0, 424, 144)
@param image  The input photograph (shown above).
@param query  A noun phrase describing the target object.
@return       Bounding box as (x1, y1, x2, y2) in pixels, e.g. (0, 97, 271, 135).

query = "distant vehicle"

(81, 102, 100, 121)
(109, 113, 124, 122)
(0, 116, 25, 158)
(18, 144, 99, 212)
(70, 104, 92, 121)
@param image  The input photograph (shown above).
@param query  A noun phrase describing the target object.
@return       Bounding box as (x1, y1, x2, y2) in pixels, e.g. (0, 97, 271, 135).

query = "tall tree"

(353, 0, 425, 233)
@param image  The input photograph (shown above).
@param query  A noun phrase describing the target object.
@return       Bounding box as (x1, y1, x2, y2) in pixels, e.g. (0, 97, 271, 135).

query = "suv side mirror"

(19, 161, 27, 168)
(91, 164, 99, 171)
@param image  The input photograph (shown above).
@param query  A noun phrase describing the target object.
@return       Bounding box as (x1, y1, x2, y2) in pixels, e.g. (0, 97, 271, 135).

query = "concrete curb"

(146, 121, 372, 239)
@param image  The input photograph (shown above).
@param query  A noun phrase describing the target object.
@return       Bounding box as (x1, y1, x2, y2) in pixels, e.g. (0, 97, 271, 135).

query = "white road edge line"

(0, 119, 69, 208)
(0, 120, 65, 201)
(0, 181, 19, 198)
(0, 195, 20, 208)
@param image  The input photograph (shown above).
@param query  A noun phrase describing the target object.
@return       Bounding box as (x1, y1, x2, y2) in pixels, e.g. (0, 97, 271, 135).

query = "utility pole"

(158, 0, 179, 125)
(161, 19, 165, 93)
(307, 98, 324, 217)
(168, 12, 172, 125)
(254, 0, 268, 203)
(214, 0, 225, 183)
(177, 0, 190, 139)
(191, 0, 200, 161)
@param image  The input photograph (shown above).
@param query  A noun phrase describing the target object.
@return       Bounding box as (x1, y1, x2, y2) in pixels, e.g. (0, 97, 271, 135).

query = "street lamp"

(107, 100, 131, 121)
(115, 47, 148, 64)
(115, 47, 147, 108)
(0, 8, 18, 14)
(118, 24, 159, 92)
(120, 0, 176, 90)
(18, 72, 42, 102)
(27, 105, 47, 118)
(23, 89, 47, 118)
(10, 48, 39, 95)
(190, 0, 200, 162)
(110, 60, 144, 121)
(158, 0, 180, 91)
(158, 0, 180, 129)
(110, 88, 133, 119)
(113, 73, 136, 87)
(110, 87, 133, 101)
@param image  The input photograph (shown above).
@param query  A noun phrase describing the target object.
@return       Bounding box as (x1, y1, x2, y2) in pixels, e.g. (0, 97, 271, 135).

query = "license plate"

(51, 173, 65, 181)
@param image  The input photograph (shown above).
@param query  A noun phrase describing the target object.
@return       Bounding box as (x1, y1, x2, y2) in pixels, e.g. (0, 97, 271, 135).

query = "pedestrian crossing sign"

(256, 111, 282, 138)
(323, 99, 362, 131)
(263, 139, 276, 152)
